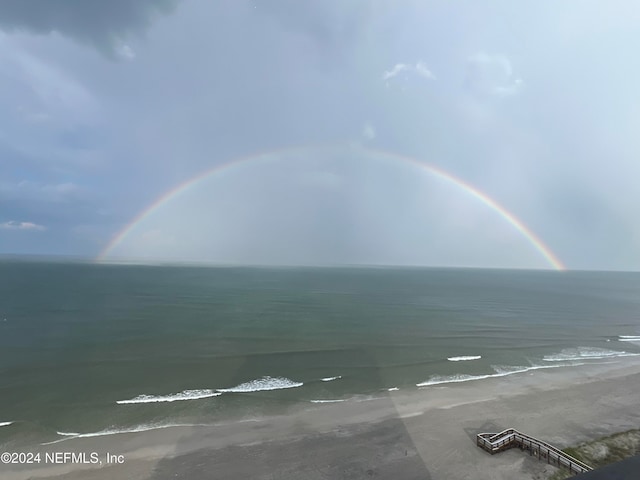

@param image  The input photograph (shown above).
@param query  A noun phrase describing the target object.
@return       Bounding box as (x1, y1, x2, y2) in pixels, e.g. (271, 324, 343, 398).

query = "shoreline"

(4, 358, 640, 479)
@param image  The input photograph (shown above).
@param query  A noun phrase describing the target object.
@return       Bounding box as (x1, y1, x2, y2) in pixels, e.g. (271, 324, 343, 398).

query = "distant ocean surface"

(1, 261, 640, 448)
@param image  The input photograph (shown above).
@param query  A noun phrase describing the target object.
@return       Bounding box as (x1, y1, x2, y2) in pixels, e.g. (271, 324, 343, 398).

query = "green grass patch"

(547, 429, 640, 479)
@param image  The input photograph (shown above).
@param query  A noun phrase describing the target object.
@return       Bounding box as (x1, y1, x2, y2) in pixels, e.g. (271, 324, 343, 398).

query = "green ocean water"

(1, 261, 640, 447)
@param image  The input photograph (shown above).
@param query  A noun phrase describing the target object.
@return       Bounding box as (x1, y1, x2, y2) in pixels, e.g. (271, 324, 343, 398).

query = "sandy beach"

(3, 359, 640, 480)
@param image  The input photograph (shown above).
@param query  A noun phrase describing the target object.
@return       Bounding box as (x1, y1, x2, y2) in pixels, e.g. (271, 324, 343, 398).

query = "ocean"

(1, 261, 639, 448)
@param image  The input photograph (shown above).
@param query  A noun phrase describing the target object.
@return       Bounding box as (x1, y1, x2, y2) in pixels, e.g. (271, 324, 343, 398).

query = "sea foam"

(447, 355, 481, 362)
(310, 399, 346, 403)
(321, 376, 342, 382)
(217, 376, 303, 393)
(543, 347, 639, 362)
(117, 389, 221, 404)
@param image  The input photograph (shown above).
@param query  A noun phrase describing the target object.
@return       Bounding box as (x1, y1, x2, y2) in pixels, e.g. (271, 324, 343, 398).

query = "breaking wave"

(543, 347, 640, 362)
(417, 363, 575, 387)
(447, 355, 481, 362)
(117, 389, 221, 404)
(217, 376, 303, 393)
(618, 335, 640, 344)
(321, 376, 342, 382)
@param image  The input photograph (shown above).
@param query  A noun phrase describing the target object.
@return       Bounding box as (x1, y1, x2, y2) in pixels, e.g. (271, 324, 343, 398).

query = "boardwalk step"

(476, 428, 593, 476)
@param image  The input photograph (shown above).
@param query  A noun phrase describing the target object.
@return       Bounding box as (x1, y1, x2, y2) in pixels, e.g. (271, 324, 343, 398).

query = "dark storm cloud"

(0, 0, 178, 56)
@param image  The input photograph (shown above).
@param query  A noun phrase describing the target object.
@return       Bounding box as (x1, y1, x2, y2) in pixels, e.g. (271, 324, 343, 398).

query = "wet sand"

(4, 359, 640, 480)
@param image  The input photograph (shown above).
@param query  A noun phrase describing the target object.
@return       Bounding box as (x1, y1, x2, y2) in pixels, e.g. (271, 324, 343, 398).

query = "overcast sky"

(0, 0, 638, 270)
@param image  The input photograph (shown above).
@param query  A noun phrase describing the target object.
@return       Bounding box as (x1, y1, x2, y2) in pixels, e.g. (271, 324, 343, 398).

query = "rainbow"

(96, 146, 566, 270)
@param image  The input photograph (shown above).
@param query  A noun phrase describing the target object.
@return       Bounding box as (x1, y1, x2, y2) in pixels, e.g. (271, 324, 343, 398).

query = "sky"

(0, 0, 639, 270)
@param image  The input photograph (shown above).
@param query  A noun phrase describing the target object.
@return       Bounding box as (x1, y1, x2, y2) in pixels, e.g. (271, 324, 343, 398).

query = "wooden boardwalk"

(476, 428, 593, 476)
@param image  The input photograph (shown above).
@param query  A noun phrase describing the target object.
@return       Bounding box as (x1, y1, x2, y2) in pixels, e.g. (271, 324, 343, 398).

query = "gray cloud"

(260, 0, 371, 60)
(362, 122, 376, 141)
(0, 178, 106, 236)
(0, 220, 46, 231)
(465, 52, 523, 97)
(382, 63, 409, 81)
(0, 180, 86, 204)
(382, 62, 436, 82)
(0, 0, 178, 57)
(1, 1, 639, 269)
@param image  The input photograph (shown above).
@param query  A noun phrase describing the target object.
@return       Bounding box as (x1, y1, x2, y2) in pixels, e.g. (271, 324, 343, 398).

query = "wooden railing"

(476, 428, 592, 476)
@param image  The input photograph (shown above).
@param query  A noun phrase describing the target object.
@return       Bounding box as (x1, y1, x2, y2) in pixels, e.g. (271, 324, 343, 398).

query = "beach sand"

(4, 359, 640, 480)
